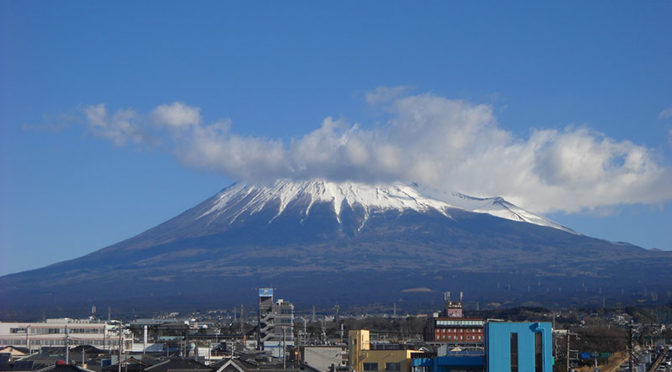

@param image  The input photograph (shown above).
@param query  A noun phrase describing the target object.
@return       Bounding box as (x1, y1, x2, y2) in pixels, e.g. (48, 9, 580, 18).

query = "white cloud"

(365, 85, 413, 105)
(659, 107, 672, 119)
(83, 104, 147, 146)
(77, 91, 672, 213)
(151, 102, 201, 127)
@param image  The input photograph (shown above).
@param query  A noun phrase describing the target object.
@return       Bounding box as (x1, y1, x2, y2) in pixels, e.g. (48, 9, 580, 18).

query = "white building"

(0, 318, 131, 351)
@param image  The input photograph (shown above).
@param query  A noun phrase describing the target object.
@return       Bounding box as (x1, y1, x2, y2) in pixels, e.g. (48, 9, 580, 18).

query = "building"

(411, 348, 485, 372)
(425, 318, 485, 344)
(424, 293, 484, 344)
(257, 289, 294, 356)
(348, 330, 420, 372)
(484, 322, 552, 372)
(411, 321, 553, 372)
(0, 319, 130, 352)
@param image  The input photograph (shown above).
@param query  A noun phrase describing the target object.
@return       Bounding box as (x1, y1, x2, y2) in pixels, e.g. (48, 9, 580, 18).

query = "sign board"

(259, 288, 273, 297)
(580, 352, 592, 359)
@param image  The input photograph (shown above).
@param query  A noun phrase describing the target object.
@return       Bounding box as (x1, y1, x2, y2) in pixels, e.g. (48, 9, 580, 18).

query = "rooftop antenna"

(108, 306, 111, 322)
(444, 291, 451, 302)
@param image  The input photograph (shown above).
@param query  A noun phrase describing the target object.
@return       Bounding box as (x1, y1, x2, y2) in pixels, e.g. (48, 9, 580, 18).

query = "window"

(510, 333, 518, 372)
(385, 363, 401, 371)
(363, 363, 378, 371)
(535, 332, 543, 372)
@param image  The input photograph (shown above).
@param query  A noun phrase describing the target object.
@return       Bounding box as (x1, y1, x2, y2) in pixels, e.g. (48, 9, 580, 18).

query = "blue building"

(411, 349, 485, 372)
(485, 322, 552, 372)
(411, 321, 552, 372)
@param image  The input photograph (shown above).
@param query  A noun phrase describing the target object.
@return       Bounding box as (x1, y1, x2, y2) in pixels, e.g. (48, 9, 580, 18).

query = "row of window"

(435, 334, 483, 341)
(363, 362, 401, 371)
(9, 327, 104, 335)
(435, 320, 484, 326)
(435, 328, 482, 333)
(0, 339, 106, 346)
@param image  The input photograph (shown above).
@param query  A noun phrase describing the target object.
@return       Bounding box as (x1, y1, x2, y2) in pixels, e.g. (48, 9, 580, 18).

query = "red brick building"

(424, 317, 485, 343)
(423, 292, 484, 344)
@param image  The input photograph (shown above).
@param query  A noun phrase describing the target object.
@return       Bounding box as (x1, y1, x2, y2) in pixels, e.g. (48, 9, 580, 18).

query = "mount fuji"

(1, 179, 671, 319)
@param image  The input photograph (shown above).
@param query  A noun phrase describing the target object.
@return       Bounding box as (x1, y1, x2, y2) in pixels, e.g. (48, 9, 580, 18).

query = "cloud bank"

(76, 89, 672, 213)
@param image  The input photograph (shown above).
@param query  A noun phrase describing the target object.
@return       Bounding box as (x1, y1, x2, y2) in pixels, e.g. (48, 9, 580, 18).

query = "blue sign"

(580, 352, 592, 360)
(259, 288, 273, 297)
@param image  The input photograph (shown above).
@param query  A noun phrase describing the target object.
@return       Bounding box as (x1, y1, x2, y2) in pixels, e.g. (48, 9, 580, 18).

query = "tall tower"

(257, 288, 274, 350)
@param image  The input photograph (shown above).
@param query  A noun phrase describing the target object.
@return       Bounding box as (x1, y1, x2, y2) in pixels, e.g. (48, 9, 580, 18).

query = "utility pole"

(118, 323, 123, 372)
(240, 304, 244, 338)
(65, 325, 69, 364)
(282, 327, 286, 370)
(628, 326, 633, 372)
(566, 332, 570, 372)
(321, 318, 326, 344)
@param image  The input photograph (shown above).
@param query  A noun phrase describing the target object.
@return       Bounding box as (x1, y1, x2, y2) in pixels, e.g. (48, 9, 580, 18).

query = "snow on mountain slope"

(199, 179, 452, 224)
(198, 178, 575, 233)
(446, 192, 576, 234)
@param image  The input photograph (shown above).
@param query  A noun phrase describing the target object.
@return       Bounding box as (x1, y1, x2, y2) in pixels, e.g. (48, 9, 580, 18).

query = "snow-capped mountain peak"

(199, 178, 453, 224)
(198, 178, 575, 233)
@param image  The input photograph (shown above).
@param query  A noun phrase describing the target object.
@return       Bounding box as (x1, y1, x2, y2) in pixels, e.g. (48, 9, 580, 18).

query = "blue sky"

(1, 1, 671, 276)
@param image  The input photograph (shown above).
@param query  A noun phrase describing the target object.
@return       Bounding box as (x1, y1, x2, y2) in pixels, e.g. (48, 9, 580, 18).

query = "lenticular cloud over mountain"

(78, 88, 672, 214)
